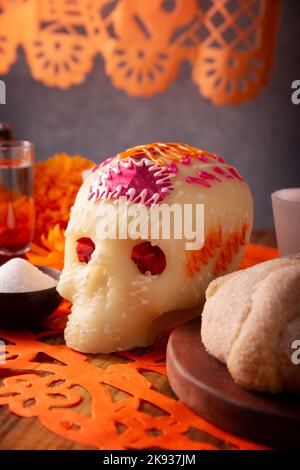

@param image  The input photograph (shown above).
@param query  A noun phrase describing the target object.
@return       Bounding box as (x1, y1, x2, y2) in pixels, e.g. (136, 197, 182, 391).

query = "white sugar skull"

(57, 143, 253, 353)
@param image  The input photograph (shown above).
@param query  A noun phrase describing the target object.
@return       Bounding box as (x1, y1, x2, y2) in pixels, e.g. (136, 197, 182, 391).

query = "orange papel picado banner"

(0, 0, 280, 104)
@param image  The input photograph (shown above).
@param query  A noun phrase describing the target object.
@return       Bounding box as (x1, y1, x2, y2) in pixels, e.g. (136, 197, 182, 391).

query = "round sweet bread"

(201, 254, 300, 394)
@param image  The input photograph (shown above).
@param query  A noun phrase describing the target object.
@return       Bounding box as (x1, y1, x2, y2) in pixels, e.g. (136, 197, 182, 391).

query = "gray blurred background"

(0, 0, 299, 228)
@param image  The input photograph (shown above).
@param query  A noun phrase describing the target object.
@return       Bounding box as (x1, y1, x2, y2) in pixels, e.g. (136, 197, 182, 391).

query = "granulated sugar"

(0, 258, 57, 293)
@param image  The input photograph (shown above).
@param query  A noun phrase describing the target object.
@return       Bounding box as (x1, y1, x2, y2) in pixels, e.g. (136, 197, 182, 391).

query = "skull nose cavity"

(85, 265, 107, 297)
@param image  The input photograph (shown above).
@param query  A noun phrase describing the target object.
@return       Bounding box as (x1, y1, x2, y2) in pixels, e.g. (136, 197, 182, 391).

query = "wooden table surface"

(0, 231, 277, 450)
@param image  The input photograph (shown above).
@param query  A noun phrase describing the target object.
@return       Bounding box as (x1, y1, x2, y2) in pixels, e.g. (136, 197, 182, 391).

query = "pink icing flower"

(89, 157, 174, 205)
(228, 167, 244, 181)
(196, 154, 209, 163)
(198, 170, 221, 182)
(214, 166, 235, 179)
(185, 176, 211, 188)
(181, 155, 191, 165)
(167, 161, 179, 174)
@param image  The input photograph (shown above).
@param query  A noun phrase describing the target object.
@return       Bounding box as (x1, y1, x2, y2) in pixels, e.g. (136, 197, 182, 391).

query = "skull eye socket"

(131, 242, 166, 275)
(76, 237, 95, 263)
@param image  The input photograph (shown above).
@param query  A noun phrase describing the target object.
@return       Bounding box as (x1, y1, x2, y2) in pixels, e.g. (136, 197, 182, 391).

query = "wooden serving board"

(166, 318, 300, 449)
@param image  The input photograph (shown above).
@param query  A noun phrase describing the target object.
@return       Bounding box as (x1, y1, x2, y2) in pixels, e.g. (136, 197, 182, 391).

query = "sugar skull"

(57, 143, 253, 353)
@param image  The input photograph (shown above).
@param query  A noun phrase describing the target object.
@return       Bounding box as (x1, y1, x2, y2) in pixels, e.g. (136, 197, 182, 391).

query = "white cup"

(271, 188, 300, 256)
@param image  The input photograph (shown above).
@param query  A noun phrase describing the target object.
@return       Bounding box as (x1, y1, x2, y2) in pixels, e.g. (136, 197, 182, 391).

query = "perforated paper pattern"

(0, 0, 280, 104)
(0, 300, 262, 450)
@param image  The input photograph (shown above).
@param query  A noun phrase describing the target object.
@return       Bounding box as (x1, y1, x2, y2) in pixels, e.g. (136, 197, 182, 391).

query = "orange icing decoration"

(118, 142, 220, 166)
(215, 224, 248, 275)
(186, 225, 248, 278)
(186, 227, 223, 277)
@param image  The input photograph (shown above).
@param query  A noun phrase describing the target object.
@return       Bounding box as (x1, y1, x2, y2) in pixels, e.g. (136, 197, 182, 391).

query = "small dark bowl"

(0, 266, 62, 328)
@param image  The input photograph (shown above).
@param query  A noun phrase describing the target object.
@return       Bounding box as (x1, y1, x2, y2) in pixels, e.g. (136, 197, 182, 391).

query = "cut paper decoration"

(0, 0, 280, 104)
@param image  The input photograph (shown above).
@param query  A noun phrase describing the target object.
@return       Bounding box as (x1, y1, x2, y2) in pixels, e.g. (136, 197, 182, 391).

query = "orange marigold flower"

(27, 224, 66, 270)
(26, 153, 94, 269)
(34, 153, 94, 244)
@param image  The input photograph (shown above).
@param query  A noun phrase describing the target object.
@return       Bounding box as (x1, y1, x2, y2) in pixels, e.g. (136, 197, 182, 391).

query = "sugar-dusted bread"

(201, 254, 300, 394)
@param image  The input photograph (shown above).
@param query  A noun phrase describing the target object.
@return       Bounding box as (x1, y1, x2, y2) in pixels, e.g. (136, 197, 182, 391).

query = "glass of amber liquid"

(0, 141, 35, 256)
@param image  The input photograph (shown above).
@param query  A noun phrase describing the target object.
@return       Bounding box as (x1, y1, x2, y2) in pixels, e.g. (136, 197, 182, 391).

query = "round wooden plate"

(166, 318, 300, 449)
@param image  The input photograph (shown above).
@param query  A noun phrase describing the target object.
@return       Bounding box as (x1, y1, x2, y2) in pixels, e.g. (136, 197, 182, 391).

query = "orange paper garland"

(0, 0, 280, 104)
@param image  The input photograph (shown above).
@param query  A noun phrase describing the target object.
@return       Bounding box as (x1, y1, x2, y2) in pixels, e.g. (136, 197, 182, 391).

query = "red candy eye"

(131, 242, 166, 275)
(76, 237, 95, 263)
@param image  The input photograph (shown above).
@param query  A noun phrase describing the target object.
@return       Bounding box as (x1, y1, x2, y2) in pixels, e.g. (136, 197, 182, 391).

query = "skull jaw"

(64, 318, 153, 353)
(64, 303, 202, 354)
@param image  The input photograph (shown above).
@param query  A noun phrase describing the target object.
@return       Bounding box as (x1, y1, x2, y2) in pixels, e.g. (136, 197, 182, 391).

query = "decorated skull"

(57, 143, 253, 353)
